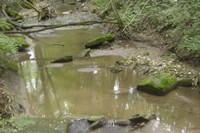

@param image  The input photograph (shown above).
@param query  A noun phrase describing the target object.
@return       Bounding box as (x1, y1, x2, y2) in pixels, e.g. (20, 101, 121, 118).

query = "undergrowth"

(91, 0, 200, 60)
(0, 116, 36, 132)
(0, 33, 20, 71)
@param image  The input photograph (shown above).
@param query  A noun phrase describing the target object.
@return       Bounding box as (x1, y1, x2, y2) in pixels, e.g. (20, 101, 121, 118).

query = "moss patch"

(85, 34, 115, 49)
(10, 36, 29, 51)
(0, 19, 13, 31)
(137, 74, 177, 95)
(7, 7, 23, 20)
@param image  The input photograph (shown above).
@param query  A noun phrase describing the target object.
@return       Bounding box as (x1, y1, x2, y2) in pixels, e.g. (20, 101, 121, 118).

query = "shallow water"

(18, 14, 200, 133)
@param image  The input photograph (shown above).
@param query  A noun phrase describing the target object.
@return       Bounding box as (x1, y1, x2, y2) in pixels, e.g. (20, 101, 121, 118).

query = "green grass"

(91, 0, 200, 60)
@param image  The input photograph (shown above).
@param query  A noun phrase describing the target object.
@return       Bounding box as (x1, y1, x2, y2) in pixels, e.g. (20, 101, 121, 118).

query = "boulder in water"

(137, 73, 177, 95)
(51, 56, 73, 63)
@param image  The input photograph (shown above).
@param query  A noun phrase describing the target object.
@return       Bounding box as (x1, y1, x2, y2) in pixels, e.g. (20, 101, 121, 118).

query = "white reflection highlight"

(129, 87, 134, 94)
(64, 101, 69, 110)
(93, 70, 98, 74)
(27, 49, 35, 59)
(153, 117, 160, 131)
(114, 80, 120, 94)
(125, 103, 129, 110)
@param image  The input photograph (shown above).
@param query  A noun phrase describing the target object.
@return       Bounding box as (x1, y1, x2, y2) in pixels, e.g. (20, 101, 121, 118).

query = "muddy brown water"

(16, 7, 200, 133)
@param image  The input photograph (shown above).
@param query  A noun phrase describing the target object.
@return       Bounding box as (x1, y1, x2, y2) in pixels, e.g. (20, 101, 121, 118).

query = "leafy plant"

(0, 116, 36, 132)
(91, 0, 200, 59)
(0, 33, 21, 71)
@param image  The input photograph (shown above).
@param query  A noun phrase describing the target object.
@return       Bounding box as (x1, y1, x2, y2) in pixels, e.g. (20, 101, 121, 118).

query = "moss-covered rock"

(85, 34, 115, 49)
(137, 74, 177, 95)
(0, 19, 13, 31)
(87, 116, 106, 124)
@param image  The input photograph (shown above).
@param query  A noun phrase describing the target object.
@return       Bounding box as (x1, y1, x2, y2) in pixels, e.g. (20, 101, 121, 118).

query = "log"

(4, 21, 117, 34)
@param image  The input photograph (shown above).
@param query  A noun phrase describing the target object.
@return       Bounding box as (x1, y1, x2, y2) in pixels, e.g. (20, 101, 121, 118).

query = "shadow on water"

(18, 22, 200, 133)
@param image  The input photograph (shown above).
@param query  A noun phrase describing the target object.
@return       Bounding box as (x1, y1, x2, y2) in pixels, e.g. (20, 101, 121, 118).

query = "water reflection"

(18, 28, 200, 132)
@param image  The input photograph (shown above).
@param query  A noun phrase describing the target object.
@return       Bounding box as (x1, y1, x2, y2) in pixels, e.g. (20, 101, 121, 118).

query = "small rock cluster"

(68, 114, 156, 132)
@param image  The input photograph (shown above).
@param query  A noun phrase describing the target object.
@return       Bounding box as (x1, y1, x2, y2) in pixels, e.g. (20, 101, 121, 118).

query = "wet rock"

(110, 65, 124, 73)
(115, 119, 130, 127)
(77, 48, 91, 57)
(177, 78, 193, 87)
(137, 73, 177, 95)
(129, 114, 156, 127)
(85, 34, 115, 49)
(51, 56, 73, 63)
(87, 116, 106, 124)
(68, 119, 90, 133)
(129, 114, 149, 125)
(90, 120, 105, 131)
(111, 57, 137, 73)
(87, 116, 106, 131)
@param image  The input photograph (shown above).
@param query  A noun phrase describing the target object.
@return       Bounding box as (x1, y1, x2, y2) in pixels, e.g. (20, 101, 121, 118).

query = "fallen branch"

(4, 21, 117, 34)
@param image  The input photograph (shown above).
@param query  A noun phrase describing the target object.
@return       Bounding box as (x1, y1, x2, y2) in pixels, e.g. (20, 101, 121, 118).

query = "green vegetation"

(85, 34, 115, 48)
(0, 19, 13, 31)
(0, 33, 22, 71)
(0, 116, 36, 132)
(137, 73, 177, 95)
(91, 0, 200, 60)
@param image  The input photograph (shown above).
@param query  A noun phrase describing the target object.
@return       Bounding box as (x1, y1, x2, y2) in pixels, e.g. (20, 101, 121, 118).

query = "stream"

(16, 2, 200, 133)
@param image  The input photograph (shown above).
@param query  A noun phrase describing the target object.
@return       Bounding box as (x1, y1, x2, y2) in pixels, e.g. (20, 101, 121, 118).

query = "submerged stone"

(177, 78, 193, 87)
(51, 56, 73, 63)
(115, 119, 130, 127)
(85, 34, 115, 49)
(87, 116, 106, 131)
(110, 57, 137, 73)
(87, 116, 106, 123)
(129, 114, 149, 124)
(129, 114, 156, 127)
(110, 65, 124, 73)
(77, 48, 91, 57)
(137, 74, 177, 95)
(90, 120, 105, 131)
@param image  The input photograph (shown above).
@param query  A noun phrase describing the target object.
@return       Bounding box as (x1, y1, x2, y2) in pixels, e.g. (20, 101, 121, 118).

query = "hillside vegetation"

(91, 0, 200, 61)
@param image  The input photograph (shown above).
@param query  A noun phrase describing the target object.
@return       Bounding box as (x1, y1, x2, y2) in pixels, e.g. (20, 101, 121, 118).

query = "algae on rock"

(137, 74, 177, 95)
(85, 34, 115, 49)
